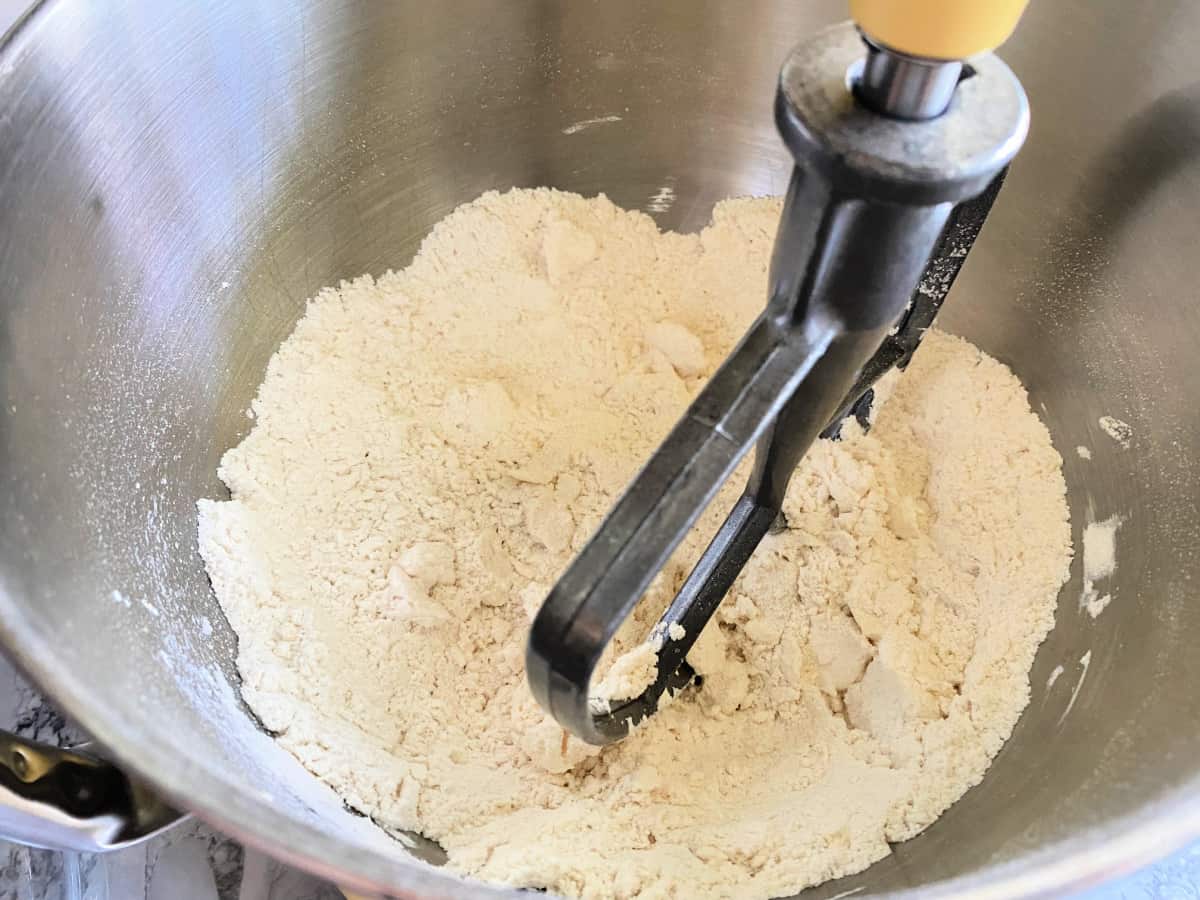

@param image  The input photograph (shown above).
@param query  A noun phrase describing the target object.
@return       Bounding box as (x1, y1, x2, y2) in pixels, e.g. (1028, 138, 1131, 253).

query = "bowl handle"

(0, 729, 184, 852)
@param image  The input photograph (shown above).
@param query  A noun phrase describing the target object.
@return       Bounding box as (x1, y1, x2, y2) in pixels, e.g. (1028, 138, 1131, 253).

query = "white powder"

(1046, 664, 1065, 689)
(1098, 415, 1133, 448)
(647, 183, 677, 215)
(1058, 650, 1092, 726)
(562, 115, 624, 135)
(1080, 515, 1121, 619)
(198, 189, 1072, 898)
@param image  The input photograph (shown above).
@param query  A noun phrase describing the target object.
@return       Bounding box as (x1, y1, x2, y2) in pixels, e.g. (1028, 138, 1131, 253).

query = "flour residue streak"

(1080, 515, 1121, 619)
(562, 115, 623, 135)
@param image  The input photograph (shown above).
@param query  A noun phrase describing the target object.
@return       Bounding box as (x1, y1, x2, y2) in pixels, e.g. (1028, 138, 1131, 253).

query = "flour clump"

(198, 189, 1072, 898)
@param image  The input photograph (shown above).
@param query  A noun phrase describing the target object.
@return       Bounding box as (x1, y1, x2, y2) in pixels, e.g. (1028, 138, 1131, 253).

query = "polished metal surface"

(529, 22, 1026, 746)
(0, 731, 183, 852)
(0, 1, 1198, 898)
(856, 39, 964, 120)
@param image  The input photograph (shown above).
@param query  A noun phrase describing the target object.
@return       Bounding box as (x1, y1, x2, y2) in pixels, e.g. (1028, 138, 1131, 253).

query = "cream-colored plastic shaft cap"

(850, 0, 1030, 59)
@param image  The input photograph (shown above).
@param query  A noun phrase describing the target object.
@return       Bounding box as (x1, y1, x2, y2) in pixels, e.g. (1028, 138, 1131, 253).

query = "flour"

(1057, 650, 1092, 726)
(1080, 515, 1121, 619)
(198, 189, 1072, 899)
(1098, 415, 1133, 448)
(1046, 664, 1065, 689)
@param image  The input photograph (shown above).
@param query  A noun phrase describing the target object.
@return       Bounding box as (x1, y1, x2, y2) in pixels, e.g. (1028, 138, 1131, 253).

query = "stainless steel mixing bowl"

(1, 1, 1198, 897)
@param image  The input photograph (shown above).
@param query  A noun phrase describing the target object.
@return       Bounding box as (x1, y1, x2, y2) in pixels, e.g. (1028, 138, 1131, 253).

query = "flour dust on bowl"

(0, 2, 1198, 899)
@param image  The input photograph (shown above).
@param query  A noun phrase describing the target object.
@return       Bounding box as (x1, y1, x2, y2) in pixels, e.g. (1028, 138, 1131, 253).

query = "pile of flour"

(198, 189, 1072, 899)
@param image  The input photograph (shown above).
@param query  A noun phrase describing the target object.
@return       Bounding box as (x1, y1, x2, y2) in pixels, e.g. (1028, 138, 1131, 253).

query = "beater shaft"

(528, 22, 1029, 745)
